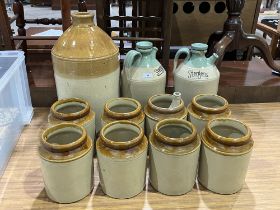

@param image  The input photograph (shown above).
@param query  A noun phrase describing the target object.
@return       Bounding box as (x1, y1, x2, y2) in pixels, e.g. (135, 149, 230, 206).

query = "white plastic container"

(0, 51, 33, 176)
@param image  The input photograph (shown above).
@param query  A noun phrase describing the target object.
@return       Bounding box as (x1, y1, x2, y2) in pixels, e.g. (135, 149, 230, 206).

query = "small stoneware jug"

(198, 118, 254, 194)
(121, 41, 166, 106)
(144, 92, 188, 136)
(48, 98, 95, 142)
(101, 97, 145, 129)
(96, 121, 148, 199)
(149, 119, 200, 195)
(173, 43, 220, 105)
(39, 123, 93, 203)
(187, 94, 231, 132)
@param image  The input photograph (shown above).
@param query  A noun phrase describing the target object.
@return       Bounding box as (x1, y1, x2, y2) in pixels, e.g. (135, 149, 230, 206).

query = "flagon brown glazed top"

(52, 12, 119, 60)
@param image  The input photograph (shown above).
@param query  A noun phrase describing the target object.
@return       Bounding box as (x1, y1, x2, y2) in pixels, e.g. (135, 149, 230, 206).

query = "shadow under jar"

(149, 119, 200, 195)
(101, 97, 145, 129)
(96, 121, 148, 199)
(39, 123, 93, 203)
(144, 93, 188, 136)
(198, 118, 254, 194)
(48, 98, 95, 143)
(187, 94, 231, 132)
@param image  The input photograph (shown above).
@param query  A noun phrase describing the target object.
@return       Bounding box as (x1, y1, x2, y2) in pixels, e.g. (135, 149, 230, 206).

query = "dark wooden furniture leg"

(207, 0, 280, 73)
(78, 0, 88, 12)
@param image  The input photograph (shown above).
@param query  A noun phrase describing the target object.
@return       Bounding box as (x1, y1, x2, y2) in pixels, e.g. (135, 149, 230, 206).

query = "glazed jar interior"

(104, 123, 140, 142)
(195, 95, 226, 109)
(209, 119, 247, 139)
(46, 126, 83, 145)
(159, 124, 193, 139)
(55, 101, 86, 114)
(108, 99, 138, 114)
(151, 95, 176, 109)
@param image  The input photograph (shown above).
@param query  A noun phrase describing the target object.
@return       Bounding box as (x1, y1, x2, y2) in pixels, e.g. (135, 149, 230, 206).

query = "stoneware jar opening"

(104, 98, 142, 120)
(148, 94, 184, 114)
(154, 119, 197, 146)
(192, 94, 228, 114)
(41, 123, 87, 153)
(72, 12, 94, 26)
(100, 121, 144, 150)
(206, 118, 252, 146)
(51, 98, 90, 121)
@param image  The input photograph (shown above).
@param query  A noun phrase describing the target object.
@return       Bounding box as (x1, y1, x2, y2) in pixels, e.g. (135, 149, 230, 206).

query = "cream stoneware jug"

(121, 41, 166, 106)
(198, 118, 254, 194)
(173, 43, 220, 106)
(52, 12, 120, 132)
(149, 119, 200, 195)
(96, 121, 148, 199)
(39, 123, 93, 203)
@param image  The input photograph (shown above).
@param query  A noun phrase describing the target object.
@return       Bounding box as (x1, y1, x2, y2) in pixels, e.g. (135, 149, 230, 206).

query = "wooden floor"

(1, 104, 280, 209)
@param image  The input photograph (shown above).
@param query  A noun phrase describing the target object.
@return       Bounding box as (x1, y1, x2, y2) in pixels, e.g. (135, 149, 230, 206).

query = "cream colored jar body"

(96, 121, 148, 199)
(39, 124, 93, 203)
(198, 144, 252, 194)
(187, 94, 231, 133)
(198, 118, 253, 194)
(149, 119, 200, 195)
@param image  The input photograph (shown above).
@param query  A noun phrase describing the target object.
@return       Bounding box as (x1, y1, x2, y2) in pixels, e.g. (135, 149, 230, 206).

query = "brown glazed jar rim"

(147, 94, 185, 114)
(206, 118, 252, 146)
(41, 123, 87, 153)
(192, 94, 228, 114)
(154, 119, 197, 146)
(100, 121, 144, 150)
(51, 98, 91, 121)
(104, 98, 142, 120)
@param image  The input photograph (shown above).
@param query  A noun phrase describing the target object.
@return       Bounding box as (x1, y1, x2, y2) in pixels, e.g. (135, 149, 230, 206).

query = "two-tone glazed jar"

(198, 118, 254, 194)
(48, 98, 95, 142)
(149, 119, 200, 195)
(52, 12, 120, 132)
(101, 98, 145, 129)
(96, 121, 148, 199)
(39, 123, 93, 203)
(144, 92, 188, 136)
(187, 94, 231, 132)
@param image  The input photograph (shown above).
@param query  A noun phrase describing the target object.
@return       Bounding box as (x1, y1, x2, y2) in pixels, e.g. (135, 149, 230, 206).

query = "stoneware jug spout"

(152, 47, 158, 57)
(169, 92, 182, 110)
(207, 53, 219, 65)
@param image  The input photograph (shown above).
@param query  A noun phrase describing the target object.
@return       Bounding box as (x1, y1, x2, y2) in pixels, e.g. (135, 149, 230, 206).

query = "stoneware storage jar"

(187, 94, 231, 132)
(149, 119, 200, 195)
(173, 43, 220, 105)
(198, 118, 254, 194)
(48, 98, 95, 142)
(39, 123, 93, 203)
(144, 92, 188, 136)
(101, 97, 145, 129)
(52, 12, 120, 132)
(96, 121, 148, 199)
(121, 41, 166, 106)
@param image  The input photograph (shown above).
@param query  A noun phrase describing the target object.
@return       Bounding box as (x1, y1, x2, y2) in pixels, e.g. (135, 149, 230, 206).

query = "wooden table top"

(1, 104, 280, 209)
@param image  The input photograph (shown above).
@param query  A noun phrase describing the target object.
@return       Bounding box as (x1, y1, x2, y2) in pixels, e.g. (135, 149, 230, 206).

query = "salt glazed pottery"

(149, 119, 200, 195)
(52, 12, 120, 132)
(96, 121, 148, 199)
(198, 118, 254, 194)
(39, 123, 93, 203)
(173, 43, 220, 106)
(101, 97, 145, 129)
(121, 41, 166, 106)
(48, 98, 95, 143)
(144, 92, 188, 136)
(187, 94, 231, 132)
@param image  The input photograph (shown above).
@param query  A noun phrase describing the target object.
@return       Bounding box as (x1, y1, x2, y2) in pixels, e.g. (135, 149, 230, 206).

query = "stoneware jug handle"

(173, 48, 190, 73)
(124, 50, 142, 81)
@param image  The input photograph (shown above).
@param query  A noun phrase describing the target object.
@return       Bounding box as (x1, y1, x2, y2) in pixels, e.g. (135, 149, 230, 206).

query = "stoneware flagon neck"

(121, 41, 166, 106)
(51, 11, 120, 132)
(173, 43, 220, 105)
(101, 97, 145, 128)
(201, 118, 254, 155)
(52, 12, 119, 60)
